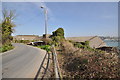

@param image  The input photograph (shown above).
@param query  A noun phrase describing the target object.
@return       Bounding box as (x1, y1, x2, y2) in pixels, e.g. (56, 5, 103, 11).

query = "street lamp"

(41, 6, 48, 38)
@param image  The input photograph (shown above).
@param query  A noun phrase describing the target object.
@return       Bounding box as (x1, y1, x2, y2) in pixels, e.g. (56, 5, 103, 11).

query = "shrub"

(52, 28, 65, 38)
(85, 41, 89, 46)
(60, 40, 77, 55)
(51, 41, 59, 46)
(14, 40, 31, 44)
(42, 38, 52, 45)
(0, 44, 14, 52)
(74, 41, 91, 49)
(58, 47, 120, 78)
(74, 42, 84, 48)
(2, 10, 16, 45)
(64, 57, 88, 72)
(51, 28, 65, 46)
(37, 45, 51, 52)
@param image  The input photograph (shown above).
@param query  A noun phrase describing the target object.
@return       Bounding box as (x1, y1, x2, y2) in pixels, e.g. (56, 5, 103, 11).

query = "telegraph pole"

(41, 6, 48, 38)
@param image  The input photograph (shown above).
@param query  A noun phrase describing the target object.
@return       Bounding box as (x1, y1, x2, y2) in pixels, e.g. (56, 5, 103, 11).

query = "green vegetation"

(57, 40, 120, 78)
(0, 44, 14, 52)
(37, 45, 51, 52)
(74, 41, 90, 49)
(2, 10, 16, 45)
(0, 9, 16, 52)
(13, 40, 31, 44)
(51, 28, 65, 46)
(73, 41, 101, 52)
(49, 28, 120, 78)
(42, 38, 52, 45)
(52, 28, 65, 38)
(31, 28, 65, 54)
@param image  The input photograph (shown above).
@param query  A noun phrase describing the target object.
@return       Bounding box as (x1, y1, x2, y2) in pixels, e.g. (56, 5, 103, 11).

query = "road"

(2, 43, 46, 78)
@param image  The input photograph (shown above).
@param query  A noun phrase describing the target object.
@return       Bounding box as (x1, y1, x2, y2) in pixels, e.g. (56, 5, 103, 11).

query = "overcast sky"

(2, 2, 118, 37)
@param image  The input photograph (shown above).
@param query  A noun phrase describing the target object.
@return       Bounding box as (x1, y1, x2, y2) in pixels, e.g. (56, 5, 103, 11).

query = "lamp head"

(41, 6, 44, 8)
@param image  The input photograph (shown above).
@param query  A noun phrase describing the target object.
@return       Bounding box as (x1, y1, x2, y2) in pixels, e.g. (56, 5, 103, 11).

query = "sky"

(2, 2, 118, 37)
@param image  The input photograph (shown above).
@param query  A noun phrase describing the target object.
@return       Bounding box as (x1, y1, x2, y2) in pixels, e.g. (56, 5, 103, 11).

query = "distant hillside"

(100, 36, 120, 41)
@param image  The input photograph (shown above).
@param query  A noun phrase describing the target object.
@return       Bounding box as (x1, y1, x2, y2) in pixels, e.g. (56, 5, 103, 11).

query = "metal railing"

(34, 52, 51, 80)
(34, 45, 62, 79)
(52, 45, 62, 80)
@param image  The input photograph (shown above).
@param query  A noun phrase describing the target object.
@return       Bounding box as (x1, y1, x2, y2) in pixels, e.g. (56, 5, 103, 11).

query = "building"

(66, 36, 106, 48)
(43, 34, 52, 38)
(13, 35, 42, 41)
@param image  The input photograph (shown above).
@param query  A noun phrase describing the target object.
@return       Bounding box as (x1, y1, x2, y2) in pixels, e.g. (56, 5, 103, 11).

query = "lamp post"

(41, 6, 48, 38)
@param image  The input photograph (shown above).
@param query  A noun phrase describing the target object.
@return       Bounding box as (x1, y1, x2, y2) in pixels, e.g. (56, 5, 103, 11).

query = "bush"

(2, 10, 16, 45)
(52, 28, 65, 38)
(58, 46, 120, 78)
(60, 40, 77, 55)
(74, 41, 90, 49)
(37, 45, 51, 52)
(64, 57, 88, 72)
(42, 38, 52, 45)
(14, 40, 30, 44)
(51, 28, 65, 47)
(0, 44, 14, 52)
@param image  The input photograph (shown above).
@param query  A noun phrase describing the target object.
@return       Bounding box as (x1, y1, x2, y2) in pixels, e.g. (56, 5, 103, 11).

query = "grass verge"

(36, 45, 51, 52)
(0, 44, 14, 53)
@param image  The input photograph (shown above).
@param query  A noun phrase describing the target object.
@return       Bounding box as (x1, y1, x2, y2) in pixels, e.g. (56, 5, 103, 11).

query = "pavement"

(2, 43, 46, 78)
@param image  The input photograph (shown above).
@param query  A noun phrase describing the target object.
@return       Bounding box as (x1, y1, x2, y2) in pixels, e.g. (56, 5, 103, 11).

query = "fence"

(52, 45, 62, 79)
(34, 52, 51, 80)
(34, 45, 62, 80)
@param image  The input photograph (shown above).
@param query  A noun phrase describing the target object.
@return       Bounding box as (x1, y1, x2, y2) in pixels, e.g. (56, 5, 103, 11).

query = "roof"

(16, 35, 39, 37)
(66, 36, 106, 48)
(13, 35, 42, 40)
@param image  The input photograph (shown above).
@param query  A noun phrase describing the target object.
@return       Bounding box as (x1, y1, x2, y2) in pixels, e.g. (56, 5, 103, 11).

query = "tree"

(2, 9, 16, 45)
(52, 28, 65, 38)
(51, 28, 65, 46)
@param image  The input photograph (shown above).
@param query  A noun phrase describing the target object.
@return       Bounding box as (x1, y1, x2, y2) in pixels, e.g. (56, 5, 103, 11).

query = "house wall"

(13, 35, 41, 41)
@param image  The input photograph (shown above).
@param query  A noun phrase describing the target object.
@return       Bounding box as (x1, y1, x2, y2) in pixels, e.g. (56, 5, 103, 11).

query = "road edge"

(0, 46, 16, 56)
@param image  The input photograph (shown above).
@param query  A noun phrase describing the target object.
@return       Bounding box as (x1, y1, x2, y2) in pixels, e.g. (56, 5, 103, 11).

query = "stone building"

(13, 35, 42, 41)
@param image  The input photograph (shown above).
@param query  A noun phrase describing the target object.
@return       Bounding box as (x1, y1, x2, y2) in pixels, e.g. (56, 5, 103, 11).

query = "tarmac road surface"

(2, 43, 46, 78)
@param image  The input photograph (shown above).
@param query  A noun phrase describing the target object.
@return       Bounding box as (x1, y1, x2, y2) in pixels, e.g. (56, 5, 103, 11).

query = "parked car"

(27, 41, 45, 46)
